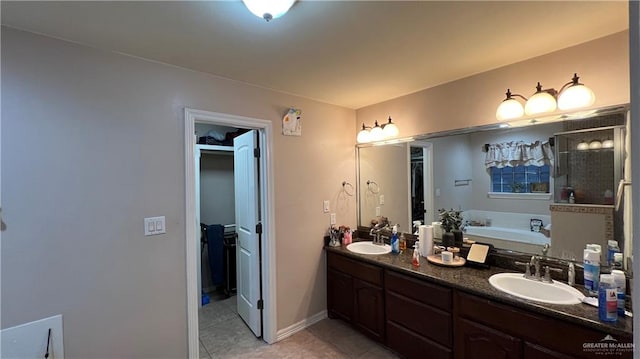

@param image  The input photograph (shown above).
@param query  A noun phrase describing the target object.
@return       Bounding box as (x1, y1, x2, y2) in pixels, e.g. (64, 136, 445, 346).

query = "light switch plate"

(379, 195, 385, 205)
(375, 207, 381, 216)
(323, 200, 330, 213)
(330, 213, 336, 225)
(144, 216, 166, 236)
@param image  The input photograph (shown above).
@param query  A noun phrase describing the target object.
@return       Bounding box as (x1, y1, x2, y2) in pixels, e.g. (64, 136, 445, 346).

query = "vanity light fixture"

(242, 0, 295, 22)
(369, 121, 384, 142)
(357, 117, 400, 143)
(496, 73, 595, 121)
(382, 116, 399, 138)
(576, 141, 590, 151)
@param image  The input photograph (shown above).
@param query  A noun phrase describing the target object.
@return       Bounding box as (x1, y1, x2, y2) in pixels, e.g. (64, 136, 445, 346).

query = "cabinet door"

(353, 278, 385, 342)
(524, 342, 573, 359)
(327, 268, 353, 321)
(456, 318, 521, 359)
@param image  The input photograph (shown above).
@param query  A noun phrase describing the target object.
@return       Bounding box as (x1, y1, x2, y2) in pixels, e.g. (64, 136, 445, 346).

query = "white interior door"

(233, 130, 262, 337)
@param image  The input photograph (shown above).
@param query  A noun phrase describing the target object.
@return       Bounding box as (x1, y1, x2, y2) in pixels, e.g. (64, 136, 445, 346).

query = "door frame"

(184, 108, 277, 358)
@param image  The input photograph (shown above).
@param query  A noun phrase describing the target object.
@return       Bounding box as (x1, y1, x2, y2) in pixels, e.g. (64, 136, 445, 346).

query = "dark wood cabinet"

(353, 278, 385, 341)
(385, 270, 453, 359)
(326, 251, 384, 342)
(327, 268, 353, 321)
(456, 318, 521, 359)
(455, 292, 632, 359)
(326, 250, 632, 359)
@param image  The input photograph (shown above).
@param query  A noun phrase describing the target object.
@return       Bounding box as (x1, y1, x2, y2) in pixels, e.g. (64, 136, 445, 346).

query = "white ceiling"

(1, 1, 628, 109)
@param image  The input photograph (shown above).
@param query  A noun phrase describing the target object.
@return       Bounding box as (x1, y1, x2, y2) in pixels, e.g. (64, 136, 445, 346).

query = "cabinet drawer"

(456, 318, 522, 359)
(387, 321, 452, 359)
(385, 270, 451, 311)
(386, 291, 452, 347)
(327, 252, 382, 286)
(524, 342, 574, 359)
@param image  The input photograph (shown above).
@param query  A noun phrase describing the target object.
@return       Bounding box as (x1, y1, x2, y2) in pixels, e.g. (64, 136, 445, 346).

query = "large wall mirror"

(357, 105, 632, 269)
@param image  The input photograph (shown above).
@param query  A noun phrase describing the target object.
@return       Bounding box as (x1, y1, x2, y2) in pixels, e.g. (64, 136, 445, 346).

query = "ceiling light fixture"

(496, 73, 595, 121)
(242, 0, 295, 22)
(357, 117, 400, 143)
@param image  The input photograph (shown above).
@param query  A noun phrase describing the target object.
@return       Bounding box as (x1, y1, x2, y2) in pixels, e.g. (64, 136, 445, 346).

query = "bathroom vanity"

(325, 246, 632, 359)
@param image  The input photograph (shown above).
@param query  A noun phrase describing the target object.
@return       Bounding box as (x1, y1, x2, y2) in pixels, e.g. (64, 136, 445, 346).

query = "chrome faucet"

(542, 243, 550, 257)
(543, 266, 563, 283)
(568, 262, 575, 286)
(515, 260, 533, 279)
(370, 226, 385, 245)
(530, 256, 541, 280)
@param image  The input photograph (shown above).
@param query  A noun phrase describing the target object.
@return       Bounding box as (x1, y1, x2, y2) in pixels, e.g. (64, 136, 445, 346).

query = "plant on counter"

(438, 208, 463, 232)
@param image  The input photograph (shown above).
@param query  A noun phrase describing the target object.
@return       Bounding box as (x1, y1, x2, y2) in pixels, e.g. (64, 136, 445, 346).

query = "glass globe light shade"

(242, 0, 295, 21)
(356, 128, 371, 143)
(602, 139, 614, 149)
(558, 84, 595, 110)
(524, 91, 557, 116)
(382, 123, 399, 138)
(589, 140, 602, 150)
(369, 124, 384, 142)
(576, 141, 589, 151)
(496, 99, 524, 121)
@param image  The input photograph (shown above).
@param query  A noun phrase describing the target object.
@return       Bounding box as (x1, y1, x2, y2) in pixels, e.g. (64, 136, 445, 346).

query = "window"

(490, 165, 550, 193)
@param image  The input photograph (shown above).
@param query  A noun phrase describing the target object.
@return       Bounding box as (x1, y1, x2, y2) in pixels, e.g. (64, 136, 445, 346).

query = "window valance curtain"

(484, 140, 554, 169)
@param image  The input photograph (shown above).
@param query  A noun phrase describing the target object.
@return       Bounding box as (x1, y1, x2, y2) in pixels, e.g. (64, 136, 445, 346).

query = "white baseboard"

(275, 310, 327, 342)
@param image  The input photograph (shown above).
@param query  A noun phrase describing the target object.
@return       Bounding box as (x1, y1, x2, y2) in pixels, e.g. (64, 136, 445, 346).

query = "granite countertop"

(325, 245, 632, 338)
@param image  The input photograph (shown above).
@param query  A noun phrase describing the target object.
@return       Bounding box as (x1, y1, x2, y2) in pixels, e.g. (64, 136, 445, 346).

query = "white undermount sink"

(346, 241, 391, 255)
(489, 273, 585, 305)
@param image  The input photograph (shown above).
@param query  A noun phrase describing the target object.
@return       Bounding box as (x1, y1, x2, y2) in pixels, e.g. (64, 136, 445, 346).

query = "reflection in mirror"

(410, 143, 434, 232)
(357, 105, 631, 270)
(358, 142, 411, 231)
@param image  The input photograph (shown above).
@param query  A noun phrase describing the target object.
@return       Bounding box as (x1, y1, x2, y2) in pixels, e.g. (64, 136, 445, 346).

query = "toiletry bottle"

(391, 225, 399, 254)
(583, 248, 600, 296)
(569, 192, 575, 204)
(343, 228, 352, 245)
(598, 274, 617, 322)
(607, 240, 620, 266)
(611, 270, 626, 317)
(613, 252, 624, 270)
(412, 243, 420, 267)
(399, 233, 407, 252)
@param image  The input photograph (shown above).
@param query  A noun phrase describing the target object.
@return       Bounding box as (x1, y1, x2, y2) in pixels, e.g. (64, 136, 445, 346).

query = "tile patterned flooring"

(199, 295, 399, 358)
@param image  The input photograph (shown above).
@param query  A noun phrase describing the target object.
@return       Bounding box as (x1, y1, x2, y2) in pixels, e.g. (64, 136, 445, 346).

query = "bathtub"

(465, 226, 550, 246)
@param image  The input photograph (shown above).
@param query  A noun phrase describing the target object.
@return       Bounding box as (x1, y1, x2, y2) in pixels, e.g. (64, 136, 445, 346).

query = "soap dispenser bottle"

(391, 225, 400, 254)
(412, 242, 420, 267)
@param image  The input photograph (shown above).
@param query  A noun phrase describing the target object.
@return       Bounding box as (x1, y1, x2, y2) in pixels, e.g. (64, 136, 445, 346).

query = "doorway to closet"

(184, 108, 277, 359)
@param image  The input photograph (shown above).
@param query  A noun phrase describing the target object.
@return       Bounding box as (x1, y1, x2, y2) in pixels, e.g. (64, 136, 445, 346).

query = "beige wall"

(429, 136, 473, 216)
(1, 28, 356, 358)
(200, 153, 235, 226)
(356, 31, 629, 136)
